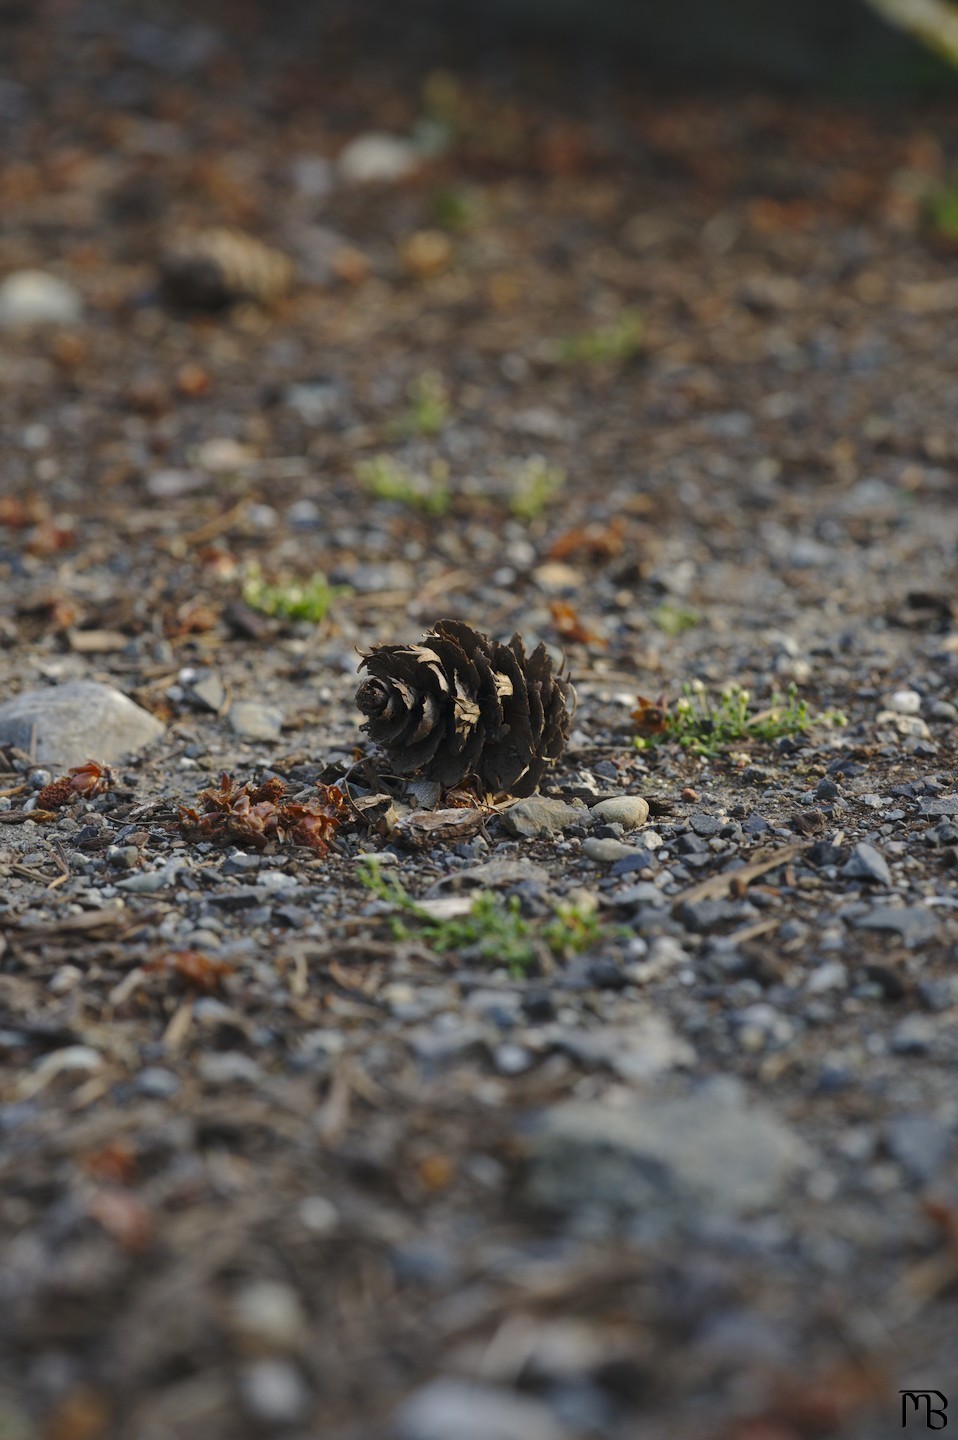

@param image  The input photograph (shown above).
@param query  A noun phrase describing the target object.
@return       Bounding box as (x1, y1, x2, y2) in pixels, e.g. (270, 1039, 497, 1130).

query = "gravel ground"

(2, 5, 958, 1439)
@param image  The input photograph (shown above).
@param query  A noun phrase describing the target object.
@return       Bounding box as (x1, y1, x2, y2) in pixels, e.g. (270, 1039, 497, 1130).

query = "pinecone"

(160, 227, 293, 308)
(356, 619, 574, 797)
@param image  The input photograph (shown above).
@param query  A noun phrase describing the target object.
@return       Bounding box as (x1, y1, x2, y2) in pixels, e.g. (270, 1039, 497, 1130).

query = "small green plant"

(650, 603, 701, 637)
(391, 370, 450, 438)
(508, 455, 566, 522)
(356, 454, 452, 515)
(242, 566, 347, 624)
(558, 309, 644, 366)
(926, 176, 958, 241)
(543, 899, 605, 958)
(634, 681, 845, 758)
(358, 858, 608, 977)
(431, 185, 477, 230)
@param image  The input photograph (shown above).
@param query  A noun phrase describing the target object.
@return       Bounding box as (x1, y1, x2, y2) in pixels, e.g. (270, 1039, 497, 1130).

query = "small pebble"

(233, 1280, 307, 1347)
(885, 689, 921, 715)
(582, 837, 644, 864)
(240, 1360, 309, 1424)
(135, 1067, 181, 1098)
(338, 132, 419, 184)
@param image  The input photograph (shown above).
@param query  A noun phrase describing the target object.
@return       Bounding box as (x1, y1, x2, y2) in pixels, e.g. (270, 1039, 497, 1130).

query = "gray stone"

(395, 1379, 564, 1440)
(135, 1067, 180, 1098)
(891, 1016, 938, 1056)
(0, 680, 164, 768)
(921, 796, 958, 817)
(116, 860, 185, 892)
(548, 1016, 694, 1081)
(583, 837, 644, 864)
(229, 700, 284, 740)
(500, 796, 582, 838)
(189, 673, 227, 712)
(675, 898, 757, 933)
(0, 269, 83, 327)
(198, 1051, 262, 1085)
(690, 812, 723, 837)
(240, 1360, 309, 1424)
(885, 1114, 953, 1182)
(590, 795, 650, 830)
(841, 842, 891, 886)
(526, 1080, 807, 1220)
(853, 906, 939, 945)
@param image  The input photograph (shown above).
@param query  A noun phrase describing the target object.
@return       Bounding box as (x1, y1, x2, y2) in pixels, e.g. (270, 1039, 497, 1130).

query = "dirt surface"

(3, 5, 958, 1439)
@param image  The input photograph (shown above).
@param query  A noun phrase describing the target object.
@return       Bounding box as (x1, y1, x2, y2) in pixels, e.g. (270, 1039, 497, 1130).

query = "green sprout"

(558, 309, 644, 367)
(431, 185, 477, 231)
(508, 456, 566, 522)
(634, 681, 846, 758)
(356, 453, 452, 515)
(241, 566, 347, 624)
(358, 858, 608, 978)
(391, 370, 450, 438)
(650, 604, 701, 637)
(926, 175, 958, 241)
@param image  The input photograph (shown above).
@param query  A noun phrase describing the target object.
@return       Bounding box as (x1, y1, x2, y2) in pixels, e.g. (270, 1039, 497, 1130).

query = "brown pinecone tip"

(356, 618, 575, 798)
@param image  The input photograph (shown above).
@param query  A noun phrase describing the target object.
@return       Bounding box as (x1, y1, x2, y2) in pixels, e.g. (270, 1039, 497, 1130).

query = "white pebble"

(233, 1281, 306, 1347)
(887, 689, 922, 715)
(0, 270, 83, 327)
(337, 132, 419, 184)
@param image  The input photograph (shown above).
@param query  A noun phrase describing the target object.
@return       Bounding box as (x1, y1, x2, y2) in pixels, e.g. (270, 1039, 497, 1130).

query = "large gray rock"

(500, 796, 582, 838)
(525, 1080, 808, 1221)
(0, 681, 165, 767)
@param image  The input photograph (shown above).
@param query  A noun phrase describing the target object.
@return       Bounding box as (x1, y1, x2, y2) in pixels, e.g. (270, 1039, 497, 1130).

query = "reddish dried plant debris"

(88, 1187, 154, 1253)
(549, 599, 603, 646)
(547, 516, 626, 562)
(178, 773, 348, 854)
(0, 494, 48, 528)
(144, 948, 235, 994)
(631, 695, 670, 736)
(35, 760, 114, 810)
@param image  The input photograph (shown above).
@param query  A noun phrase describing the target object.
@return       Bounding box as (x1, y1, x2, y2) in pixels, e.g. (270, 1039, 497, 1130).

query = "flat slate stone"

(853, 905, 939, 945)
(525, 1079, 808, 1221)
(0, 681, 165, 768)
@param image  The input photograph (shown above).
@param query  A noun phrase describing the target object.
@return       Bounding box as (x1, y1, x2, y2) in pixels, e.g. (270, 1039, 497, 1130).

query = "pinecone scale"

(356, 619, 574, 797)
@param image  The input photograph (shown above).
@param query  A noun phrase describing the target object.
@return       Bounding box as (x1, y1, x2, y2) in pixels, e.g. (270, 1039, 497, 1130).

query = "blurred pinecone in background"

(356, 619, 575, 797)
(160, 227, 294, 308)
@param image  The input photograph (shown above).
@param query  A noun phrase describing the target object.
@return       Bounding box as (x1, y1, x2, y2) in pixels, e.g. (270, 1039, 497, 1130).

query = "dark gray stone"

(841, 842, 892, 886)
(676, 899, 757, 933)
